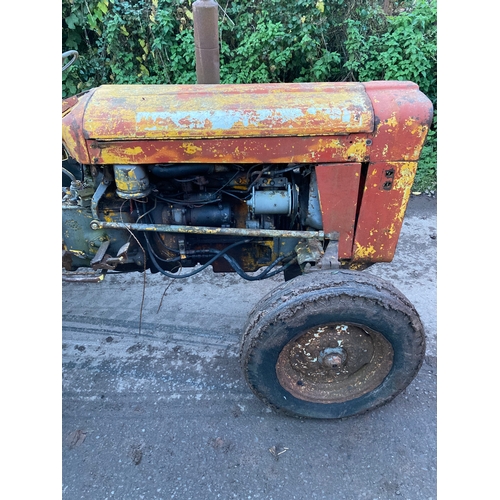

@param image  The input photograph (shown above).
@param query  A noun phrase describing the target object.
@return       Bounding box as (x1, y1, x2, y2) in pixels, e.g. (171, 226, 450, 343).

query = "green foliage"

(413, 112, 437, 192)
(344, 0, 437, 191)
(345, 0, 436, 102)
(62, 0, 437, 191)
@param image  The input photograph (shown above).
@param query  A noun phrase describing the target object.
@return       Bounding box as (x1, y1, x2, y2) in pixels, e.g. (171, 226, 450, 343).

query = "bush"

(62, 0, 437, 190)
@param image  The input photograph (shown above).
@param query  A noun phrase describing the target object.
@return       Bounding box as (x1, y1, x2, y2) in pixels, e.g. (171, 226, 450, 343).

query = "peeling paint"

(123, 147, 144, 156)
(80, 83, 375, 142)
(353, 242, 377, 259)
(345, 139, 367, 160)
(182, 142, 203, 155)
(386, 113, 398, 127)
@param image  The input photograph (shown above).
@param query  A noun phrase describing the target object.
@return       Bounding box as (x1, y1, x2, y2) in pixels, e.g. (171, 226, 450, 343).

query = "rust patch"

(275, 322, 394, 403)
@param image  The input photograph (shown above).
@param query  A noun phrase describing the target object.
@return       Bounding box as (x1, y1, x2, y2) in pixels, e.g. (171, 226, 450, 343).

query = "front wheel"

(240, 270, 425, 419)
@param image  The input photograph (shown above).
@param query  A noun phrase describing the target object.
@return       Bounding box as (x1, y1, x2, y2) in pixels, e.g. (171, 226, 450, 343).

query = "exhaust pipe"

(193, 0, 220, 84)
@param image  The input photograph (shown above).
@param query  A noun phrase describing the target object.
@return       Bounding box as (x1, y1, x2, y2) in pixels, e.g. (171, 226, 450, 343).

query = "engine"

(63, 159, 325, 280)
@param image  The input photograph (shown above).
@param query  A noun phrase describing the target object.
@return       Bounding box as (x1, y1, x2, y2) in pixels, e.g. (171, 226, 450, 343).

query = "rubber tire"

(240, 270, 425, 419)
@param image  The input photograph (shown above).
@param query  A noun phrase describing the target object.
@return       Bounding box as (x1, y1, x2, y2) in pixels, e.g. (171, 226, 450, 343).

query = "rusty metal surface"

(363, 81, 433, 162)
(61, 89, 95, 164)
(352, 161, 417, 264)
(315, 163, 361, 260)
(62, 80, 431, 167)
(193, 0, 220, 84)
(83, 83, 373, 139)
(62, 95, 79, 115)
(92, 220, 333, 240)
(87, 135, 370, 165)
(275, 322, 394, 404)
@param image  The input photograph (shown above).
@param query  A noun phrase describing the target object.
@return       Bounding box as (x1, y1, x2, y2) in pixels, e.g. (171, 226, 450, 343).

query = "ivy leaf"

(65, 13, 79, 30)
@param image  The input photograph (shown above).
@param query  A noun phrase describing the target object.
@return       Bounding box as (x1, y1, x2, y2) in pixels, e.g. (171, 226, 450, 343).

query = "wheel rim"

(275, 322, 394, 404)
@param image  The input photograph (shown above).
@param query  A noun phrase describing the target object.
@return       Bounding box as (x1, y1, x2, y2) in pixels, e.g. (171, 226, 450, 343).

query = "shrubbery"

(62, 0, 437, 190)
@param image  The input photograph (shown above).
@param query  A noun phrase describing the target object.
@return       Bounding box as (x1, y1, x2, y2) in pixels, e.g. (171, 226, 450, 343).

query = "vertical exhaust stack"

(193, 0, 220, 84)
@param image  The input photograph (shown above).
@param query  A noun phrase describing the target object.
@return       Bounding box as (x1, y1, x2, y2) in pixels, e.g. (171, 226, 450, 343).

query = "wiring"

(145, 237, 251, 279)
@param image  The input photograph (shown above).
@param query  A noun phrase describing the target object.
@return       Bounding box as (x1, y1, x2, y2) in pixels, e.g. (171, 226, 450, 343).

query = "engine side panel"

(315, 163, 361, 260)
(351, 161, 418, 265)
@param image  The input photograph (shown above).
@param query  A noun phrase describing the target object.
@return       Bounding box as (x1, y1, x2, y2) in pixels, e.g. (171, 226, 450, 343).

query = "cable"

(137, 197, 296, 281)
(145, 237, 251, 279)
(222, 252, 297, 281)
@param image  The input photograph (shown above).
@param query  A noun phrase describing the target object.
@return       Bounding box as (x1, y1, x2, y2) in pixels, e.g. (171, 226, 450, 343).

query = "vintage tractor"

(62, 40, 433, 418)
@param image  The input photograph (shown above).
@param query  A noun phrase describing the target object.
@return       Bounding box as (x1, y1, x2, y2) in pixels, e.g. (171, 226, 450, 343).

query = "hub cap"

(275, 322, 394, 403)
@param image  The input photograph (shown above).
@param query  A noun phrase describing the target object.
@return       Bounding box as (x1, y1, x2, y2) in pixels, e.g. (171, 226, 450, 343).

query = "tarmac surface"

(62, 194, 437, 499)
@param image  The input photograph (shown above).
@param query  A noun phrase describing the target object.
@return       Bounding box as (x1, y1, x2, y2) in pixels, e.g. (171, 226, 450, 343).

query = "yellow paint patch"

(318, 138, 343, 153)
(353, 242, 377, 259)
(123, 146, 144, 156)
(386, 113, 398, 128)
(345, 139, 367, 160)
(385, 223, 397, 239)
(393, 162, 417, 190)
(182, 142, 202, 155)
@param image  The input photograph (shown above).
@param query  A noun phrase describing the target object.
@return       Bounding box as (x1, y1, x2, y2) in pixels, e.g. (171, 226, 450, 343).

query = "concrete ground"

(61, 194, 437, 499)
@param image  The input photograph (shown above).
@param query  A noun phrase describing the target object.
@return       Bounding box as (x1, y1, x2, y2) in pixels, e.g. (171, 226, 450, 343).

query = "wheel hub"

(318, 347, 347, 369)
(275, 322, 394, 404)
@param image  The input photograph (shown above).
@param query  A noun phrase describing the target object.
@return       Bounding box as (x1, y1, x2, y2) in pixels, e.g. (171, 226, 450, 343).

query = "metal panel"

(87, 135, 370, 165)
(81, 83, 374, 140)
(363, 81, 433, 162)
(61, 89, 96, 165)
(351, 161, 417, 264)
(315, 163, 361, 259)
